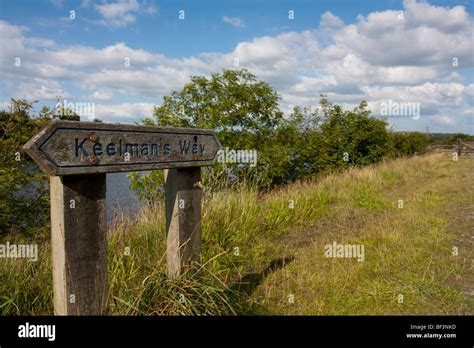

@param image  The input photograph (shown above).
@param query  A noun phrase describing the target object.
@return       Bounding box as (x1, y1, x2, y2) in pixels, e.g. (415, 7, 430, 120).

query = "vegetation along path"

(243, 153, 473, 315)
(1, 153, 472, 315)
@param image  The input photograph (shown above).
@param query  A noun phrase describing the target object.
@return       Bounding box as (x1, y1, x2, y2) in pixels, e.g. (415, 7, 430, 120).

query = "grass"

(0, 153, 472, 315)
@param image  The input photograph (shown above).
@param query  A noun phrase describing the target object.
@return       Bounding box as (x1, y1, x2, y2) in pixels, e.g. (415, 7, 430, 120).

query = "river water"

(106, 173, 139, 222)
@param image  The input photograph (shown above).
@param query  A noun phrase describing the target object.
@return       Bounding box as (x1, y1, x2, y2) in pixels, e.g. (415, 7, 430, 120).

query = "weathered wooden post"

(165, 167, 202, 278)
(49, 174, 108, 315)
(24, 121, 220, 315)
(457, 139, 462, 157)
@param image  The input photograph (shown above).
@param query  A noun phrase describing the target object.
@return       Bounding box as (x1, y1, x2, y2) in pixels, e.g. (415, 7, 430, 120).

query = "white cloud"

(325, 2, 472, 69)
(90, 90, 114, 100)
(44, 42, 158, 68)
(13, 80, 70, 100)
(430, 115, 455, 125)
(94, 0, 157, 28)
(403, 0, 470, 33)
(362, 83, 466, 116)
(80, 65, 202, 98)
(222, 16, 245, 28)
(234, 36, 288, 62)
(319, 11, 344, 31)
(95, 102, 155, 120)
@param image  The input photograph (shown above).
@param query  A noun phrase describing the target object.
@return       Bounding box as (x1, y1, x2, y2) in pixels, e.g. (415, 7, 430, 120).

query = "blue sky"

(0, 0, 473, 133)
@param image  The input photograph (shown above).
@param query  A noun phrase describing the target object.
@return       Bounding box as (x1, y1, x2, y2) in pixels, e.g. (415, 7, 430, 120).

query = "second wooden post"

(164, 167, 202, 278)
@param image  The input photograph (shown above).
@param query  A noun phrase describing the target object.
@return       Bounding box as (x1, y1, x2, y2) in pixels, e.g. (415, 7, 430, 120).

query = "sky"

(0, 0, 472, 133)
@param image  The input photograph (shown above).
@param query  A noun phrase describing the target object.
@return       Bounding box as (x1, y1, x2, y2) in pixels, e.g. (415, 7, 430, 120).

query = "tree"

(391, 132, 428, 155)
(131, 69, 287, 193)
(0, 100, 50, 238)
(149, 69, 283, 132)
(319, 99, 392, 168)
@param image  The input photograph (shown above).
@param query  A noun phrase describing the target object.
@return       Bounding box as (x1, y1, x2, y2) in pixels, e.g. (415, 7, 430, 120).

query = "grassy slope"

(1, 153, 472, 315)
(248, 154, 473, 314)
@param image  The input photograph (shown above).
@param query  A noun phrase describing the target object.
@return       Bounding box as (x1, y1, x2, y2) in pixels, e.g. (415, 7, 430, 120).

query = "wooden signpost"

(24, 120, 221, 315)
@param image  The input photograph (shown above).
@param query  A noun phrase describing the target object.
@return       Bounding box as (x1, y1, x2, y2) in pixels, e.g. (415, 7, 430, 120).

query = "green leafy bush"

(0, 100, 50, 238)
(391, 132, 429, 155)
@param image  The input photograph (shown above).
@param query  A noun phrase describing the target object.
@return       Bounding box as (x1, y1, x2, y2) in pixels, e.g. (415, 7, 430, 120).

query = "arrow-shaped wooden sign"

(23, 120, 221, 314)
(23, 120, 221, 176)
